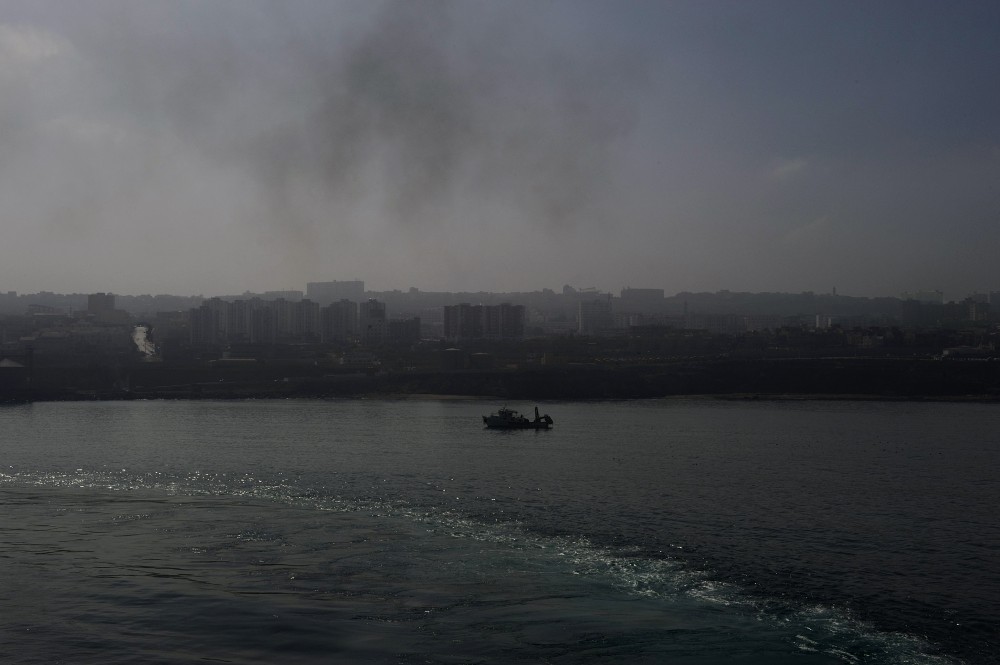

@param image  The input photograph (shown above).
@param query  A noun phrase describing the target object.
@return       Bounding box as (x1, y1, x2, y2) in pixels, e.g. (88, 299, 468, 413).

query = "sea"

(0, 398, 996, 664)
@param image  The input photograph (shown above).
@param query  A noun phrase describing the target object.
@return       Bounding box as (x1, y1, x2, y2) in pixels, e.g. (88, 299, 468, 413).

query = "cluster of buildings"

(188, 280, 404, 346)
(130, 280, 1000, 351)
(189, 296, 420, 347)
(0, 292, 137, 368)
(442, 302, 525, 340)
(8, 279, 1000, 353)
(900, 294, 992, 327)
(187, 281, 529, 347)
(188, 297, 532, 347)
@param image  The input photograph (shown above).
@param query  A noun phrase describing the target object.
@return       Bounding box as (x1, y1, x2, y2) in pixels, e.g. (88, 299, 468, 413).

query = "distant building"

(271, 298, 318, 340)
(0, 291, 17, 315)
(389, 317, 421, 345)
(85, 292, 131, 324)
(443, 303, 483, 341)
(814, 314, 834, 330)
(320, 299, 359, 343)
(263, 290, 303, 302)
(578, 297, 613, 335)
(496, 303, 525, 340)
(87, 292, 115, 314)
(227, 298, 256, 342)
(901, 290, 944, 305)
(443, 303, 524, 341)
(619, 287, 665, 312)
(306, 280, 365, 307)
(965, 298, 990, 322)
(359, 298, 388, 345)
(190, 298, 225, 344)
(189, 297, 319, 345)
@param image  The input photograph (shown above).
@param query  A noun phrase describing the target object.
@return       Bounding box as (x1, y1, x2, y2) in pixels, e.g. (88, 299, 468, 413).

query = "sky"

(1, 0, 998, 299)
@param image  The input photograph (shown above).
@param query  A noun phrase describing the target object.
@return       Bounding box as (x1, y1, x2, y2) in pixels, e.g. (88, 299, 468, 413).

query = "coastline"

(6, 357, 1000, 403)
(8, 390, 1000, 405)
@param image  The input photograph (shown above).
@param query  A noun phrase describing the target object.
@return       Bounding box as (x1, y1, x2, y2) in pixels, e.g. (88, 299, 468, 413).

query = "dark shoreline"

(6, 357, 1000, 403)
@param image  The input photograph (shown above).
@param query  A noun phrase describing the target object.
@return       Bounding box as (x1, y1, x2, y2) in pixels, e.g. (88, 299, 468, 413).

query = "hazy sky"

(1, 1, 998, 299)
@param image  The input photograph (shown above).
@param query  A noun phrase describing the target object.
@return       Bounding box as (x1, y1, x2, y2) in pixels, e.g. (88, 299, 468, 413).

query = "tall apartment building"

(86, 292, 130, 324)
(190, 297, 227, 344)
(578, 297, 614, 335)
(320, 299, 359, 343)
(189, 298, 320, 345)
(87, 292, 115, 314)
(493, 302, 525, 339)
(443, 303, 525, 341)
(226, 298, 257, 342)
(389, 317, 421, 345)
(272, 298, 319, 341)
(443, 303, 482, 340)
(359, 298, 388, 345)
(306, 280, 364, 307)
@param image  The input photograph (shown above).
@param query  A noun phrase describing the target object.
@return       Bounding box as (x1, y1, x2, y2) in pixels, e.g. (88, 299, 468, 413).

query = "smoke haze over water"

(1, 1, 998, 297)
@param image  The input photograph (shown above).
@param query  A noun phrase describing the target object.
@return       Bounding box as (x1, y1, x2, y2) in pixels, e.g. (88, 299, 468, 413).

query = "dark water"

(0, 399, 996, 664)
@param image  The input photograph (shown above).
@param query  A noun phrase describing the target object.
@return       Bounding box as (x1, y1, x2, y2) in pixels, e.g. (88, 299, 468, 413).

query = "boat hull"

(483, 419, 552, 430)
(482, 407, 553, 430)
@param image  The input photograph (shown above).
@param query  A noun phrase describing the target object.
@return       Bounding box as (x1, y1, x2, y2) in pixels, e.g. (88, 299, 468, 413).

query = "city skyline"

(1, 2, 998, 298)
(0, 280, 993, 305)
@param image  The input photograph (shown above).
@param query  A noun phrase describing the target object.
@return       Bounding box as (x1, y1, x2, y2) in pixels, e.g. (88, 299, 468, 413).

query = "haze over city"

(2, 1, 998, 298)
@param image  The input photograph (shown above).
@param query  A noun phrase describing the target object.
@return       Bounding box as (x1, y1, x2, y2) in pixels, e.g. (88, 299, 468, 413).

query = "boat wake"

(1, 467, 960, 665)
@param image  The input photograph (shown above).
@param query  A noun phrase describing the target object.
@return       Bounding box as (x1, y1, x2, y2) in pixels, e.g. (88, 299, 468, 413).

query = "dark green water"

(1, 399, 995, 664)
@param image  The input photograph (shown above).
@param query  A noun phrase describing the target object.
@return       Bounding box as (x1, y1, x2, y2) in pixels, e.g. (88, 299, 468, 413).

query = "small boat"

(483, 405, 553, 430)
